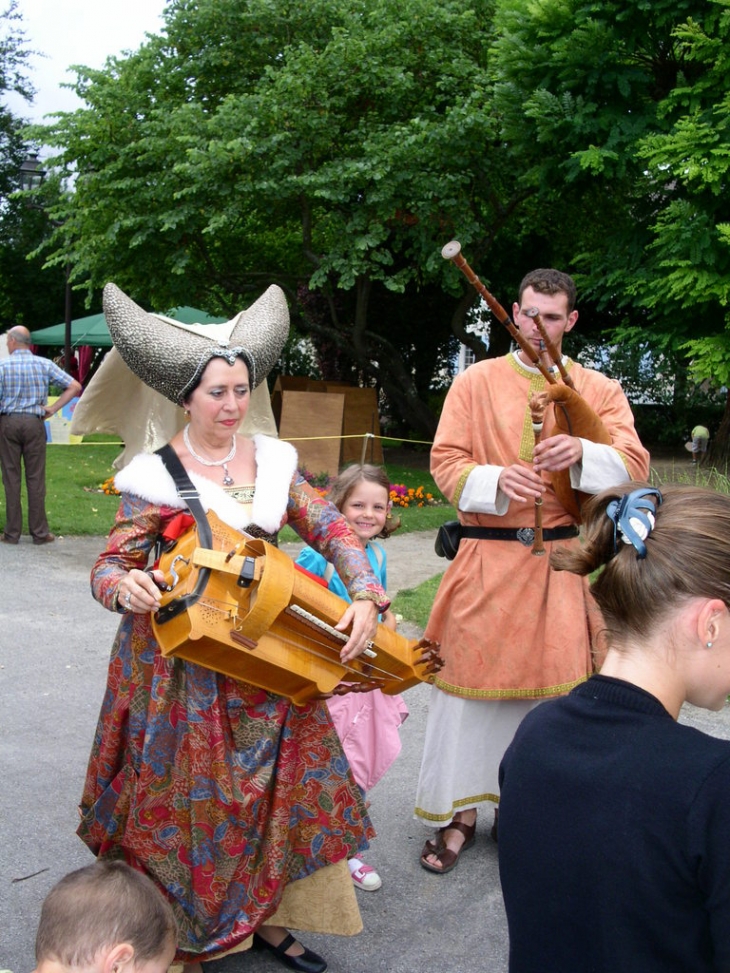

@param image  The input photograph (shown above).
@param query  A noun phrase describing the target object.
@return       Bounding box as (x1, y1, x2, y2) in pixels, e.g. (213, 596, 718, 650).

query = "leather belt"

(460, 525, 579, 547)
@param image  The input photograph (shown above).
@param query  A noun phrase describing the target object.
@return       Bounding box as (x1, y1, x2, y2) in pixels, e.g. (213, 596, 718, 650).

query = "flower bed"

(389, 484, 440, 508)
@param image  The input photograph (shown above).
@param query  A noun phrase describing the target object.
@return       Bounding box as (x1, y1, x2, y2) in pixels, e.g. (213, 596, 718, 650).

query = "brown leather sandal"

(420, 826, 447, 860)
(419, 819, 476, 874)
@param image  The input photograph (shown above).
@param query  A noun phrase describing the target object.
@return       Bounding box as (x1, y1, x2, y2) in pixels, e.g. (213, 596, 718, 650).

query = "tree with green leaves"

(30, 0, 543, 436)
(489, 0, 730, 453)
(0, 1, 34, 199)
(0, 2, 77, 333)
(633, 6, 730, 459)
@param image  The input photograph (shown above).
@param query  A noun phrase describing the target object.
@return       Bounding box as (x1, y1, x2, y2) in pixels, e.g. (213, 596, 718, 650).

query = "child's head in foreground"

(34, 861, 177, 973)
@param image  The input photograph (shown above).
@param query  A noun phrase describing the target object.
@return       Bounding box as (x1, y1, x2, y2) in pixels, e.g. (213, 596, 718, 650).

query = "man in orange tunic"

(417, 269, 650, 874)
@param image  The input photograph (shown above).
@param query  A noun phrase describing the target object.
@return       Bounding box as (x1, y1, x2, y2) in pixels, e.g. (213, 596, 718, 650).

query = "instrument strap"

(155, 443, 214, 623)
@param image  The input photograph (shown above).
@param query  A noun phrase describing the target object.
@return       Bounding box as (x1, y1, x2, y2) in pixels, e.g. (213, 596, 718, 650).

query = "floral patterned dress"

(78, 447, 382, 962)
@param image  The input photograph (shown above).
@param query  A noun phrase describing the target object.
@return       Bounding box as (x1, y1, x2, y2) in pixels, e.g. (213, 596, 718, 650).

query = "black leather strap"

(461, 525, 579, 545)
(155, 444, 213, 623)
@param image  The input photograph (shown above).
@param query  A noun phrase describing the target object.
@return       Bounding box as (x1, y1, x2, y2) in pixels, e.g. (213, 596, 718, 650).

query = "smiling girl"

(296, 464, 407, 893)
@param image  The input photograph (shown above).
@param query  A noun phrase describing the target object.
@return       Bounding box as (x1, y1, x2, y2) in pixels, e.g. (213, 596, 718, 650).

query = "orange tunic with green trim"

(426, 354, 649, 699)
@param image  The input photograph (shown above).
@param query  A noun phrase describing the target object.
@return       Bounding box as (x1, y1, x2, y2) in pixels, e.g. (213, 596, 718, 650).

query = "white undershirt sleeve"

(571, 438, 630, 494)
(459, 465, 510, 516)
(458, 439, 629, 516)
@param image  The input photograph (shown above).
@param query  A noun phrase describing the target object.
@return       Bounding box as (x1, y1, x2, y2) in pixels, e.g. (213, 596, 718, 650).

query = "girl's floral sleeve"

(91, 494, 170, 613)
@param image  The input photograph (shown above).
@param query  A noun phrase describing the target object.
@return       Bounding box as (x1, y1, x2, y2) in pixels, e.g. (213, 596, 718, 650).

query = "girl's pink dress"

(295, 541, 408, 792)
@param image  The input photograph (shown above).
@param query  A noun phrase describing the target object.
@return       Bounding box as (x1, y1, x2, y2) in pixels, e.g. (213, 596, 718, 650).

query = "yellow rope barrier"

(280, 432, 434, 446)
(49, 432, 435, 449)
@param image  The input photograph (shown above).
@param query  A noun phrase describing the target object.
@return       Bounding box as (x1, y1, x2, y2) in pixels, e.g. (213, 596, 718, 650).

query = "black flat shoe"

(253, 932, 327, 973)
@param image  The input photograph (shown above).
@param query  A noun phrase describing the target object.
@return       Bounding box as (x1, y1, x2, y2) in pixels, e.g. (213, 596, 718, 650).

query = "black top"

(498, 674, 730, 973)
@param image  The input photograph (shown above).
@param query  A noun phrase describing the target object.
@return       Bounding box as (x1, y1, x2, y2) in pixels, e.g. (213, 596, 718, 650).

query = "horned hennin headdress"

(102, 282, 290, 405)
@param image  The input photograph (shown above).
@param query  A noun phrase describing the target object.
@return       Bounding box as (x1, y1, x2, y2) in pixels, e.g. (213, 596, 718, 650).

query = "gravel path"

(2, 455, 721, 973)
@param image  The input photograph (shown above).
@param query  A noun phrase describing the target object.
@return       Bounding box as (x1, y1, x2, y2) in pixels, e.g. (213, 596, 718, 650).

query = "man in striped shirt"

(0, 327, 81, 544)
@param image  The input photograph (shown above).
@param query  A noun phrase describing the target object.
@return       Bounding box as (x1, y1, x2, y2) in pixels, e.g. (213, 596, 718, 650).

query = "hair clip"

(606, 487, 663, 559)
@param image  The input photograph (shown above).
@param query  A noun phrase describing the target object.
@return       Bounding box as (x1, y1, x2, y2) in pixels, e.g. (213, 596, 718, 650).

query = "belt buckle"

(516, 527, 535, 546)
(178, 487, 200, 501)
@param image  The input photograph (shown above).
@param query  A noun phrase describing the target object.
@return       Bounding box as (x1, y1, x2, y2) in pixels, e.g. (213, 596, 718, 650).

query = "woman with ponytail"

(498, 483, 730, 973)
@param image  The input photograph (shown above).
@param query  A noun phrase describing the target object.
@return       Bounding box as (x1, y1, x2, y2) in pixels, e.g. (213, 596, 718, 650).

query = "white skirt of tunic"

(413, 684, 540, 826)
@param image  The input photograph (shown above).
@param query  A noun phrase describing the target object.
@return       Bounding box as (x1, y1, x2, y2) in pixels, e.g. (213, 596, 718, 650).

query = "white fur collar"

(114, 434, 299, 533)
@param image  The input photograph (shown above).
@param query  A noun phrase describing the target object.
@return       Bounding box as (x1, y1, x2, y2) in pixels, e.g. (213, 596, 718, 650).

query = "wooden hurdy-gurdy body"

(152, 510, 442, 705)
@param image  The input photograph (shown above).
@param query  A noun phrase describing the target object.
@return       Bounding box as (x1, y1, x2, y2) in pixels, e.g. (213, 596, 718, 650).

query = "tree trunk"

(378, 373, 439, 439)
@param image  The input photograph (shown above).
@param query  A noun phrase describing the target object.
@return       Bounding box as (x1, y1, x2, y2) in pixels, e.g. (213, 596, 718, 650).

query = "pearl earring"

(707, 641, 714, 648)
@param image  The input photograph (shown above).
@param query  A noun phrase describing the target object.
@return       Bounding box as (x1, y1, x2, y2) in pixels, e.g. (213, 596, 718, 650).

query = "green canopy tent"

(30, 307, 227, 348)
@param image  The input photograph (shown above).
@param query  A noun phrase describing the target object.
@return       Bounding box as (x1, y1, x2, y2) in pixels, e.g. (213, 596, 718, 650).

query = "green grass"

(384, 453, 730, 632)
(9, 442, 726, 538)
(0, 444, 124, 536)
(31, 442, 728, 636)
(0, 443, 455, 537)
(391, 573, 444, 630)
(80, 433, 123, 444)
(279, 502, 454, 542)
(0, 442, 449, 629)
(17, 442, 722, 631)
(280, 461, 455, 541)
(649, 459, 730, 493)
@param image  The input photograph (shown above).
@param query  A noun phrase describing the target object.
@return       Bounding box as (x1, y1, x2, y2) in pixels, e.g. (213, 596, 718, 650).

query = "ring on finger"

(125, 591, 132, 609)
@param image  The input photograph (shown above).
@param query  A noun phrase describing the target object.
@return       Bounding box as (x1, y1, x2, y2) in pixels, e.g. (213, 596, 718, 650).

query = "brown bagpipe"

(441, 240, 612, 525)
(529, 383, 613, 522)
(151, 507, 443, 705)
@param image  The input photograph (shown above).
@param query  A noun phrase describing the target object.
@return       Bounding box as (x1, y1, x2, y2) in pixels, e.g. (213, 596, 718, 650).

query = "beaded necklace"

(183, 424, 237, 486)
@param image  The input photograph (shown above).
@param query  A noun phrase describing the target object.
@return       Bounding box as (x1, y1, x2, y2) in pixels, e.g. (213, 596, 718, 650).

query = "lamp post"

(19, 153, 74, 374)
(19, 153, 45, 191)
